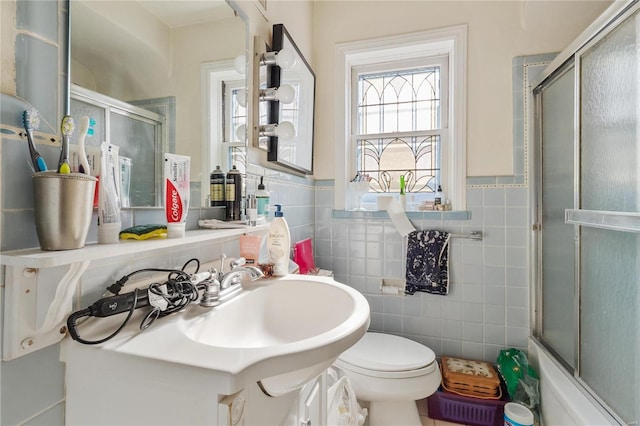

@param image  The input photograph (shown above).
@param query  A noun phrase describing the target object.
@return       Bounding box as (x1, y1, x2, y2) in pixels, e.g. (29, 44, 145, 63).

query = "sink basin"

(181, 275, 370, 394)
(63, 274, 370, 398)
(185, 278, 357, 348)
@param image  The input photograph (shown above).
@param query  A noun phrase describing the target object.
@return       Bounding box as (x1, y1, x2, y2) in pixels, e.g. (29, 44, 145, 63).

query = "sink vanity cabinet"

(63, 341, 327, 425)
(63, 340, 328, 425)
(294, 373, 328, 426)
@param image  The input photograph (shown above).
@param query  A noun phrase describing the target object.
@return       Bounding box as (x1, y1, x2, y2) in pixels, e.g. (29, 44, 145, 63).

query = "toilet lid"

(339, 332, 436, 372)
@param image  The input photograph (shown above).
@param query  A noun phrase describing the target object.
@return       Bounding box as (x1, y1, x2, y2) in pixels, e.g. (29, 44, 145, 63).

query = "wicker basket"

(441, 356, 502, 399)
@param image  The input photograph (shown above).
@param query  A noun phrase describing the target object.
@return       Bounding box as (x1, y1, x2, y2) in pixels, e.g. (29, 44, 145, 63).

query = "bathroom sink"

(184, 278, 357, 348)
(182, 275, 370, 395)
(63, 274, 370, 397)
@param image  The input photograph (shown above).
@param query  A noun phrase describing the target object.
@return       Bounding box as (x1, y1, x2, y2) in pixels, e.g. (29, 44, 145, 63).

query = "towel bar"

(449, 231, 483, 240)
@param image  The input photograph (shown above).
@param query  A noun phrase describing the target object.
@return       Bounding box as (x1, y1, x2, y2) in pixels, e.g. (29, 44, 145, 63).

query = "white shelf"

(0, 226, 268, 268)
(565, 209, 640, 233)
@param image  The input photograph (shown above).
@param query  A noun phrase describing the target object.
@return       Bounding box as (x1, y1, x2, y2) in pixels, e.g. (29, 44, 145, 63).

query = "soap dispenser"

(267, 204, 291, 276)
(255, 176, 270, 217)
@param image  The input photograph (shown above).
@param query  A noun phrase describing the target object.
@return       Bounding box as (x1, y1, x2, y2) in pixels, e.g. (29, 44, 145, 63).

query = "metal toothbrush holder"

(32, 171, 97, 251)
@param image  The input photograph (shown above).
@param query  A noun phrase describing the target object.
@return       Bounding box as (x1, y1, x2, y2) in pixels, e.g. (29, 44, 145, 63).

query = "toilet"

(334, 332, 441, 426)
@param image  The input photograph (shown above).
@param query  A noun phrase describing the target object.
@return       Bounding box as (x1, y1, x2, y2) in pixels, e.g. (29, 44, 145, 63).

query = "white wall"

(312, 0, 611, 179)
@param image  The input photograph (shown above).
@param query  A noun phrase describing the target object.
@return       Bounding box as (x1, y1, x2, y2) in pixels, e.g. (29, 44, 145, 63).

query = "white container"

(119, 156, 132, 208)
(98, 142, 121, 244)
(267, 204, 291, 276)
(504, 402, 534, 426)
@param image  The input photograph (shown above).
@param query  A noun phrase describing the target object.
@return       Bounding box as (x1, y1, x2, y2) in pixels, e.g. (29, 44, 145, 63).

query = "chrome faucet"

(199, 257, 264, 308)
(220, 265, 264, 290)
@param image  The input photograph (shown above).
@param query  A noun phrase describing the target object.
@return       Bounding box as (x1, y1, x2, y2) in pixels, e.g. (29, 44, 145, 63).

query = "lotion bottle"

(267, 204, 291, 276)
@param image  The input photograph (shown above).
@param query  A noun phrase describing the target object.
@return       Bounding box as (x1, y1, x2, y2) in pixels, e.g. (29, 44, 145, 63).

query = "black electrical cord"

(68, 258, 204, 344)
(140, 273, 200, 330)
(181, 257, 200, 275)
(67, 288, 141, 345)
(104, 258, 199, 296)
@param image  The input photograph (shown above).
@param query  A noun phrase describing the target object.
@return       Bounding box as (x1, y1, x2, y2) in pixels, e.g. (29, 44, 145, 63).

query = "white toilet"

(334, 332, 441, 426)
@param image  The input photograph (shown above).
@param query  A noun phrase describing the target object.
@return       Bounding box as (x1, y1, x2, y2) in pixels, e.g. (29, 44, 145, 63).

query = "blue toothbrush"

(22, 109, 47, 172)
(76, 116, 95, 175)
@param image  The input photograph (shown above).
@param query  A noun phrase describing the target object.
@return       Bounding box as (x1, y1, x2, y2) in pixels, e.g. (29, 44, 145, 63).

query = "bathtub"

(528, 339, 616, 425)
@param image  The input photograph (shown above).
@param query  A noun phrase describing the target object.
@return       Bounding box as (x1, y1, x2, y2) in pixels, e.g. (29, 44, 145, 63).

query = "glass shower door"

(577, 7, 640, 423)
(535, 64, 577, 369)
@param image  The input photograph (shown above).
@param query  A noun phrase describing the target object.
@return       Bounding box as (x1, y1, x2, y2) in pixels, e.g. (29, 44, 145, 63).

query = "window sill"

(332, 209, 471, 220)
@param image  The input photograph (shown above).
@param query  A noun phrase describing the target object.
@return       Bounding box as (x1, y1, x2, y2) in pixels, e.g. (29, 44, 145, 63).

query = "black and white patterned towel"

(405, 230, 451, 295)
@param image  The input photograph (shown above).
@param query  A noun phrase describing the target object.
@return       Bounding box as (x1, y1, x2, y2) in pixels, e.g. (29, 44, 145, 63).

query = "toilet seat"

(336, 332, 437, 379)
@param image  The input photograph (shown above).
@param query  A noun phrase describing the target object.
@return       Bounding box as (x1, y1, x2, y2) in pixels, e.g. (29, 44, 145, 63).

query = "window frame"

(334, 25, 467, 211)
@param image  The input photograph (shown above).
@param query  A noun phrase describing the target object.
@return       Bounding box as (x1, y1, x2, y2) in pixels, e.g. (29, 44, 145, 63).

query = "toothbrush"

(76, 116, 95, 175)
(22, 109, 47, 172)
(58, 115, 74, 174)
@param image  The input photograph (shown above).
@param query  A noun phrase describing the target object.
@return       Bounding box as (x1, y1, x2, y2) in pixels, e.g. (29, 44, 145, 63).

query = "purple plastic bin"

(427, 386, 509, 426)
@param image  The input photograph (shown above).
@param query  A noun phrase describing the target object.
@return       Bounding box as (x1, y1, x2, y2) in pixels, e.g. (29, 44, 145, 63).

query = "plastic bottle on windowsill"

(400, 175, 407, 211)
(434, 185, 444, 208)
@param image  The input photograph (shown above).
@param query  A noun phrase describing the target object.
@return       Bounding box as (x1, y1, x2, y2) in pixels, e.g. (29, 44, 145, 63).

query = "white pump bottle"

(267, 204, 291, 276)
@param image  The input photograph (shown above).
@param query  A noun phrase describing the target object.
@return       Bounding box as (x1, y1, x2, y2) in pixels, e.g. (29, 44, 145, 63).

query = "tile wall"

(314, 184, 531, 363)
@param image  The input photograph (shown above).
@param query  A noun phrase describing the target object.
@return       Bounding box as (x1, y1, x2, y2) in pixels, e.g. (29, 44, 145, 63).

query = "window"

(352, 58, 447, 200)
(201, 60, 246, 206)
(334, 25, 467, 210)
(223, 80, 247, 174)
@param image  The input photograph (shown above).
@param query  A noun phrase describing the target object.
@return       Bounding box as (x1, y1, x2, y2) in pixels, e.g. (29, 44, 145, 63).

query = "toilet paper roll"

(381, 285, 400, 295)
(386, 198, 416, 237)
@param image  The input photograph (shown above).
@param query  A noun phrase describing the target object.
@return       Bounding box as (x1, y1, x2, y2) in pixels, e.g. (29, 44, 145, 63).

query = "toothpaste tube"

(98, 142, 121, 244)
(164, 153, 190, 238)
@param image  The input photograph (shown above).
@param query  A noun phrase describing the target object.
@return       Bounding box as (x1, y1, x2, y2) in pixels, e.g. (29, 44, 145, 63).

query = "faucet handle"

(190, 270, 212, 285)
(230, 257, 246, 269)
(210, 268, 221, 281)
(200, 278, 221, 308)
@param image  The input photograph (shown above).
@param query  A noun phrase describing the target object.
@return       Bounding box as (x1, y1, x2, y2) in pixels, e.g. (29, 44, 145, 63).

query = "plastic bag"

(496, 348, 540, 410)
(327, 369, 367, 426)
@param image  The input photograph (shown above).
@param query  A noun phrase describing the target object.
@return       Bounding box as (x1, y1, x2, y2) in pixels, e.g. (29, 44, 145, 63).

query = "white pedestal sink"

(61, 275, 370, 424)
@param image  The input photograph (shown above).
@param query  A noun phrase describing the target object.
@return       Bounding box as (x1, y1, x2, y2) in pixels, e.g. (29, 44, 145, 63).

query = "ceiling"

(137, 0, 235, 28)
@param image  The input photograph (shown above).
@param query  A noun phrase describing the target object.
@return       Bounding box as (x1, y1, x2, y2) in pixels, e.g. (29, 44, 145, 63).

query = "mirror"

(70, 0, 248, 207)
(267, 24, 315, 175)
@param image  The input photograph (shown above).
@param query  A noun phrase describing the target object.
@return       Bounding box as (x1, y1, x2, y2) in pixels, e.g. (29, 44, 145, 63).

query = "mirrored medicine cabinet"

(69, 0, 248, 207)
